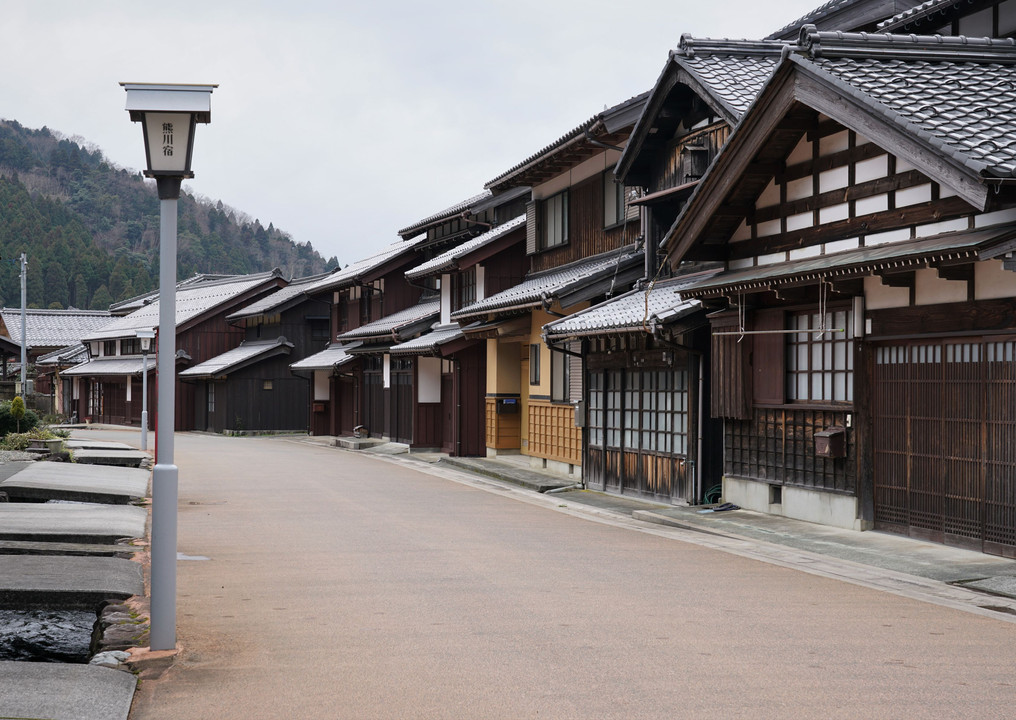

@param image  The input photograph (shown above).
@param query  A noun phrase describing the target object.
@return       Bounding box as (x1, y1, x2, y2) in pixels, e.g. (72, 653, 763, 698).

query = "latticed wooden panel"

(528, 401, 581, 465)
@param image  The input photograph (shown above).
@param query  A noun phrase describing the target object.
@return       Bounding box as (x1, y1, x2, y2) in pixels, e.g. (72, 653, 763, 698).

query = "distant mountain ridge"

(0, 119, 338, 310)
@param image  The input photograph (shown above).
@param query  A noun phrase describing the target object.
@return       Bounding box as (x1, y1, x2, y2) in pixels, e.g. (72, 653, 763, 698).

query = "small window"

(541, 191, 568, 249)
(263, 380, 273, 391)
(120, 339, 140, 355)
(309, 318, 329, 341)
(207, 383, 215, 413)
(453, 267, 476, 311)
(529, 343, 541, 385)
(103, 340, 117, 357)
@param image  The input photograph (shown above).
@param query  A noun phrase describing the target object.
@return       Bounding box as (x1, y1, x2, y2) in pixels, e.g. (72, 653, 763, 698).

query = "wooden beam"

(876, 270, 915, 288)
(935, 263, 974, 283)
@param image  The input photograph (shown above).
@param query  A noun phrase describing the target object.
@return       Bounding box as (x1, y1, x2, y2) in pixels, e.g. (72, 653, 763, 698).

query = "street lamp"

(121, 82, 215, 651)
(136, 328, 155, 452)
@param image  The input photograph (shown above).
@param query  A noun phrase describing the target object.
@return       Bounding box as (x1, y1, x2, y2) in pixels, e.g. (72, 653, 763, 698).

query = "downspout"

(460, 211, 492, 230)
(541, 293, 566, 318)
(583, 127, 624, 153)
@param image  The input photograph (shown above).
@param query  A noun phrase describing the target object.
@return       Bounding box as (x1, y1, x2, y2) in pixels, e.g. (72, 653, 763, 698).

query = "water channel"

(0, 609, 97, 662)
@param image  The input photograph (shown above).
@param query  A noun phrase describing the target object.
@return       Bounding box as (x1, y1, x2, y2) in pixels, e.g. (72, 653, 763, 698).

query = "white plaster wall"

(787, 176, 812, 202)
(440, 274, 451, 326)
(729, 257, 754, 270)
(731, 219, 751, 242)
(787, 136, 812, 165)
(418, 357, 441, 403)
(757, 219, 781, 237)
(383, 354, 391, 389)
(819, 166, 849, 193)
(915, 267, 967, 306)
(722, 477, 864, 531)
(865, 228, 911, 246)
(855, 194, 888, 216)
(789, 245, 823, 261)
(313, 370, 329, 401)
(126, 377, 132, 402)
(855, 154, 887, 183)
(896, 183, 932, 207)
(825, 237, 859, 254)
(476, 265, 486, 301)
(819, 203, 849, 224)
(915, 217, 969, 237)
(865, 276, 910, 309)
(757, 252, 785, 266)
(820, 130, 850, 155)
(975, 207, 1016, 228)
(757, 178, 780, 208)
(976, 260, 1016, 300)
(786, 212, 812, 232)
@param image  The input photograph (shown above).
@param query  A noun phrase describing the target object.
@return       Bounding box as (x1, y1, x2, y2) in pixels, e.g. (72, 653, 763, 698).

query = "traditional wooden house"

(446, 94, 648, 476)
(0, 308, 113, 408)
(178, 273, 333, 433)
(65, 271, 284, 428)
(295, 237, 428, 437)
(402, 214, 528, 456)
(765, 0, 926, 40)
(662, 26, 1016, 556)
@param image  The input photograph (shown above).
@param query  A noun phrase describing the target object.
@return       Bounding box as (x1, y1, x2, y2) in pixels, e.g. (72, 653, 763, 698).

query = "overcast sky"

(2, 0, 821, 269)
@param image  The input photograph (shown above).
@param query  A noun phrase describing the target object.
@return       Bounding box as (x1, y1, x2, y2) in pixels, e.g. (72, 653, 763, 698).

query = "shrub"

(0, 399, 39, 436)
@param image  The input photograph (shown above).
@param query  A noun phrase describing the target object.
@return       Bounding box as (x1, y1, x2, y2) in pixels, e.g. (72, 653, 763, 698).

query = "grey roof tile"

(62, 357, 148, 377)
(226, 273, 331, 321)
(337, 299, 441, 341)
(398, 190, 492, 237)
(796, 31, 1016, 177)
(179, 337, 292, 378)
(406, 215, 526, 280)
(303, 236, 426, 294)
(290, 342, 362, 371)
(451, 248, 643, 320)
(0, 309, 113, 349)
(544, 276, 706, 338)
(675, 38, 787, 120)
(389, 324, 465, 355)
(877, 0, 959, 30)
(83, 271, 281, 342)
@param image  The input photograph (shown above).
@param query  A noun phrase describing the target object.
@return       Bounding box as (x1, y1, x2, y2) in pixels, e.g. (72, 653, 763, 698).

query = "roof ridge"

(677, 35, 789, 58)
(876, 0, 957, 31)
(799, 23, 1016, 62)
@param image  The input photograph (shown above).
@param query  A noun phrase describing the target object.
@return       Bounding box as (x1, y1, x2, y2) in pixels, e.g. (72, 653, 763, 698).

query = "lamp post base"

(149, 462, 178, 650)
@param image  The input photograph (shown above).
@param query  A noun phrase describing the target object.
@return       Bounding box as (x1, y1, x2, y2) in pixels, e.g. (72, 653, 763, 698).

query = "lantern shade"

(120, 83, 216, 178)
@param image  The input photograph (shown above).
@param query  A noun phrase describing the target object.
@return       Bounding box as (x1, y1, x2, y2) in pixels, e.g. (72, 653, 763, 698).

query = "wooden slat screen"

(710, 311, 751, 419)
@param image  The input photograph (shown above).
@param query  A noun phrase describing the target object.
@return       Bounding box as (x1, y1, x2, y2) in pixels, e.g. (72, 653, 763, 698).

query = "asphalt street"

(80, 429, 1016, 720)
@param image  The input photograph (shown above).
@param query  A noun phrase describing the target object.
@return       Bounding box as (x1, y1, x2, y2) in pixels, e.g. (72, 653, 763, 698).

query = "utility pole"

(20, 253, 26, 395)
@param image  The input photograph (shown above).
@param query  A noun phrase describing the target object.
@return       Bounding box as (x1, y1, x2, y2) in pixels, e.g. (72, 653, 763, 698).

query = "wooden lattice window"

(786, 309, 854, 403)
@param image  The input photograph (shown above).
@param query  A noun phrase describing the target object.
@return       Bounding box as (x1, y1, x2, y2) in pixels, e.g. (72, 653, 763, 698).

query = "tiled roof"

(451, 247, 644, 320)
(795, 28, 1016, 178)
(675, 37, 788, 121)
(62, 357, 148, 377)
(83, 271, 281, 342)
(485, 92, 650, 190)
(302, 236, 426, 294)
(768, 0, 859, 38)
(289, 342, 361, 371)
(543, 276, 707, 338)
(227, 273, 331, 321)
(36, 343, 89, 366)
(397, 190, 492, 237)
(0, 308, 113, 349)
(179, 337, 292, 378)
(389, 324, 464, 355)
(337, 299, 441, 342)
(877, 0, 957, 30)
(406, 215, 527, 280)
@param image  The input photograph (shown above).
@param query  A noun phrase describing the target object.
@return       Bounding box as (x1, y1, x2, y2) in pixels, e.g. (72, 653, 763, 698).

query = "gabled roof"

(543, 275, 707, 340)
(289, 341, 361, 372)
(485, 92, 650, 192)
(389, 324, 466, 356)
(617, 37, 787, 186)
(451, 247, 645, 321)
(337, 299, 441, 343)
(179, 336, 293, 379)
(0, 308, 113, 349)
(397, 190, 492, 239)
(664, 28, 1016, 263)
(226, 273, 332, 323)
(405, 215, 526, 280)
(767, 0, 924, 40)
(302, 236, 426, 294)
(82, 270, 283, 342)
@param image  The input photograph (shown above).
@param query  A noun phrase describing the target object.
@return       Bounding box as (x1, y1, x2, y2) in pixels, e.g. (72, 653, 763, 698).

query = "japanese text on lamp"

(162, 122, 174, 157)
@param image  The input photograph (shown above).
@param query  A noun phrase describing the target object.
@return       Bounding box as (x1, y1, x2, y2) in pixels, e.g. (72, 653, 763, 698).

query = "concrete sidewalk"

(412, 451, 1016, 617)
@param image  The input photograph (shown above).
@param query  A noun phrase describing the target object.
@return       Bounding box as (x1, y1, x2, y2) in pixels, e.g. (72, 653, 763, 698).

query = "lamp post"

(122, 82, 215, 651)
(136, 328, 155, 452)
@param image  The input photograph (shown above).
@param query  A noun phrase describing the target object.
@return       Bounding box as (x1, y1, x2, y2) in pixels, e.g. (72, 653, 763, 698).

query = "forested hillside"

(0, 120, 338, 310)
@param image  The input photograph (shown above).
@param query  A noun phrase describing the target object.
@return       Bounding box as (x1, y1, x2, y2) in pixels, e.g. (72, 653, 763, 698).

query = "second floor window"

(453, 267, 476, 311)
(103, 340, 117, 357)
(603, 173, 625, 227)
(541, 190, 568, 250)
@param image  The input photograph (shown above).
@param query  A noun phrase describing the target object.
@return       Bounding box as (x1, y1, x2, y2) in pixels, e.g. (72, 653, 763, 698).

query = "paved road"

(93, 430, 1016, 719)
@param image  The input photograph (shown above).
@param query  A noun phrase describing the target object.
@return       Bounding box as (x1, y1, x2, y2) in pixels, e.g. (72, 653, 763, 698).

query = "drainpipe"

(460, 211, 492, 230)
(583, 127, 624, 153)
(541, 293, 566, 318)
